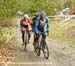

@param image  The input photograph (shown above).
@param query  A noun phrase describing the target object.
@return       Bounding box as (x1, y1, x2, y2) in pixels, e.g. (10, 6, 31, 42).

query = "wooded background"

(0, 0, 75, 20)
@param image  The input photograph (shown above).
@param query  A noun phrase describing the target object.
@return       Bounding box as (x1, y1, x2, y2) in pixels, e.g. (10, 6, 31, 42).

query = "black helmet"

(35, 12, 40, 17)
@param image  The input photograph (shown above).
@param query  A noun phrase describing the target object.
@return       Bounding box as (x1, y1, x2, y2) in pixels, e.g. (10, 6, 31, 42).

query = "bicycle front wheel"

(41, 39, 49, 59)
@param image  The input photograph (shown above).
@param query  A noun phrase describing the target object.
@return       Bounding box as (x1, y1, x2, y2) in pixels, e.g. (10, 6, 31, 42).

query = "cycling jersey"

(35, 17, 49, 35)
(20, 18, 32, 31)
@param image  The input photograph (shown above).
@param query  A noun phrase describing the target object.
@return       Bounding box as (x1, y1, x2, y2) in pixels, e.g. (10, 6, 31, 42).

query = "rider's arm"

(46, 17, 50, 31)
(20, 19, 23, 27)
(46, 17, 50, 36)
(20, 19, 24, 26)
(20, 19, 24, 30)
(28, 18, 32, 25)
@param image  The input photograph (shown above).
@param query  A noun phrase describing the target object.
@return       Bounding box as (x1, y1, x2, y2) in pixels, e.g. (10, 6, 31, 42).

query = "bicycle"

(34, 32, 49, 59)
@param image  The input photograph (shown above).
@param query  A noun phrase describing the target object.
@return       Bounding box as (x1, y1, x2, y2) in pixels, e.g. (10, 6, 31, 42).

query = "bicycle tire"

(41, 39, 49, 59)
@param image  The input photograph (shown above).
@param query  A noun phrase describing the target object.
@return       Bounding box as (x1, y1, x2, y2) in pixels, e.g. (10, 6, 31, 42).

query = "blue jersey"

(35, 17, 49, 34)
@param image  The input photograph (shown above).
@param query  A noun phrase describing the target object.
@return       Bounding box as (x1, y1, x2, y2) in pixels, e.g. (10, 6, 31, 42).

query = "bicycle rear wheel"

(41, 39, 49, 59)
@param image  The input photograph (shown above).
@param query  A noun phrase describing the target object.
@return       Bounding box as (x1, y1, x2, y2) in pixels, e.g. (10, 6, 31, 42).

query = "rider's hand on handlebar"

(47, 31, 49, 36)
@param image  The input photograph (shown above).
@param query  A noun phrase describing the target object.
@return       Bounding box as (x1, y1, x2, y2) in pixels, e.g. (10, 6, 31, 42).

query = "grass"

(49, 18, 75, 47)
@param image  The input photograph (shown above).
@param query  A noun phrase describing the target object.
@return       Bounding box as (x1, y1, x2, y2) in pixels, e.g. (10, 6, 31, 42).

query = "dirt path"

(6, 29, 75, 66)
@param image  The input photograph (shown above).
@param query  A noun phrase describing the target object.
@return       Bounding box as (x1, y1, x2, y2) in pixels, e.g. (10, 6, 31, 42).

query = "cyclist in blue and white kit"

(33, 11, 50, 44)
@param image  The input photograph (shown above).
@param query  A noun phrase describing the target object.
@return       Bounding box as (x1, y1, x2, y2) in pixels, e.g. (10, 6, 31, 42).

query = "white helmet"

(23, 14, 28, 18)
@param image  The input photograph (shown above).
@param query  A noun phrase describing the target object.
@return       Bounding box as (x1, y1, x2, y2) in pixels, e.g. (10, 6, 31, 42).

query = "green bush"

(0, 27, 15, 44)
(0, 0, 69, 20)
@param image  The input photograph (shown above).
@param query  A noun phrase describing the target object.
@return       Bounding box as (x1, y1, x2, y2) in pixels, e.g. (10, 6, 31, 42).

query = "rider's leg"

(33, 32, 39, 45)
(42, 34, 46, 48)
(33, 32, 36, 45)
(27, 30, 31, 43)
(34, 33, 39, 42)
(42, 33, 46, 40)
(21, 30, 25, 45)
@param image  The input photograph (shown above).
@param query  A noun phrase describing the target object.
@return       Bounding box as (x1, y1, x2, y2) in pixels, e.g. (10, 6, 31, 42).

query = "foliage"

(0, 0, 19, 20)
(0, 0, 71, 20)
(0, 27, 15, 44)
